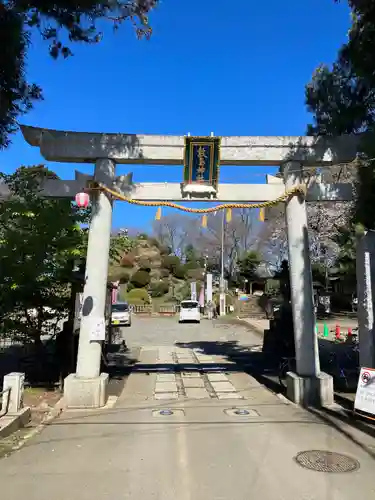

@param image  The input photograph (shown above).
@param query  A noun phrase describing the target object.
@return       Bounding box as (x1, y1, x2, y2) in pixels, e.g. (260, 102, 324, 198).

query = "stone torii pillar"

(284, 162, 333, 407)
(356, 230, 375, 370)
(64, 159, 115, 408)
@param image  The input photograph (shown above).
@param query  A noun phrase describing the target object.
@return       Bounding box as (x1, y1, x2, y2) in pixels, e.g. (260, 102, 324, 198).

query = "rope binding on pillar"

(85, 181, 307, 214)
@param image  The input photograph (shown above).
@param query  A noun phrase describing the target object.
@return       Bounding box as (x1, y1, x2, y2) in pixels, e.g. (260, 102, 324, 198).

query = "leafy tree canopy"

(0, 0, 157, 148)
(305, 0, 375, 269)
(237, 250, 261, 281)
(0, 165, 90, 341)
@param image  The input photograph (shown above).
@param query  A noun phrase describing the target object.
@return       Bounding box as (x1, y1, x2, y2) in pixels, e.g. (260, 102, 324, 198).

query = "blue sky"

(1, 0, 350, 230)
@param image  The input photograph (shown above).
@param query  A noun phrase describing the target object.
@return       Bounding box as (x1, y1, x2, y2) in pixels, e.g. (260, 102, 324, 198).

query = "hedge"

(127, 288, 150, 304)
(130, 269, 151, 288)
(149, 281, 169, 297)
(162, 255, 180, 271)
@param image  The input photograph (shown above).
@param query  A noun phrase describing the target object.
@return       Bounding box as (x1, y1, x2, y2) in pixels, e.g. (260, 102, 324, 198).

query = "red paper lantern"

(75, 192, 90, 208)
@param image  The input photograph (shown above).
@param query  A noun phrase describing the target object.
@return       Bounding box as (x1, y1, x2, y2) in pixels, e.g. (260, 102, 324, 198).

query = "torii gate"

(19, 126, 365, 409)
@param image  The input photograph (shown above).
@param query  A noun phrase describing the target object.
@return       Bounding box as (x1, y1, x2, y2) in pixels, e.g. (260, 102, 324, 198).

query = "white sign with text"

(354, 367, 375, 416)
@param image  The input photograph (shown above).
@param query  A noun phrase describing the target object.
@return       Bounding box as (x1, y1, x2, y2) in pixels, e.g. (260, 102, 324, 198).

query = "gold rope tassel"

(201, 215, 208, 228)
(226, 208, 232, 223)
(259, 207, 265, 222)
(155, 207, 162, 220)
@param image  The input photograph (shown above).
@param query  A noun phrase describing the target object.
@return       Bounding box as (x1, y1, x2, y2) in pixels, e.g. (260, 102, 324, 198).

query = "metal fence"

(130, 304, 180, 315)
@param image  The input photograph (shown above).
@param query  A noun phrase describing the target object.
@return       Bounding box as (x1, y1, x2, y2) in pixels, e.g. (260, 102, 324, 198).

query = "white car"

(179, 300, 200, 323)
(111, 302, 131, 327)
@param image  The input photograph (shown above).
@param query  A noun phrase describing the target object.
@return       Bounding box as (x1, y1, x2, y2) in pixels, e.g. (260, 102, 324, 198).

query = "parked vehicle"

(111, 302, 131, 327)
(179, 300, 200, 323)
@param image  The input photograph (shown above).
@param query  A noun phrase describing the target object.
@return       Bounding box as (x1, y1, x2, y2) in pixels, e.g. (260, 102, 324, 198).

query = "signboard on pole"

(206, 273, 213, 303)
(89, 317, 106, 341)
(354, 367, 375, 416)
(191, 281, 197, 301)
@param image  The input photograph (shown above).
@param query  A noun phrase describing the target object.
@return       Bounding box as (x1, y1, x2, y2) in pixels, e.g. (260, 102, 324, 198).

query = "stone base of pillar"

(63, 373, 109, 409)
(286, 371, 334, 407)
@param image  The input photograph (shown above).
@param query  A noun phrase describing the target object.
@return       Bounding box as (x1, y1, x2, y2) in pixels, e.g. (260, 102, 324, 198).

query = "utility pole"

(220, 209, 226, 316)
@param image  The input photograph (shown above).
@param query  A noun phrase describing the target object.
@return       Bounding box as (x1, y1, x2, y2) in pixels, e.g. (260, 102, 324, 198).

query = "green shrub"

(149, 281, 169, 297)
(184, 260, 200, 271)
(160, 268, 170, 278)
(173, 265, 186, 280)
(108, 266, 131, 282)
(127, 288, 150, 304)
(117, 270, 131, 284)
(130, 269, 151, 288)
(162, 255, 180, 271)
(186, 268, 204, 281)
(138, 257, 151, 271)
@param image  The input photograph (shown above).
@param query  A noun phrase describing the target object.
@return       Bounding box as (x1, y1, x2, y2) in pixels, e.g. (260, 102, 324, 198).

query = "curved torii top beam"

(20, 125, 360, 166)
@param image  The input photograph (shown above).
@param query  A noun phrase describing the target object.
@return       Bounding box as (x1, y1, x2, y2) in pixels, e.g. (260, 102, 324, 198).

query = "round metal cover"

(159, 409, 174, 416)
(294, 450, 360, 473)
(234, 409, 250, 416)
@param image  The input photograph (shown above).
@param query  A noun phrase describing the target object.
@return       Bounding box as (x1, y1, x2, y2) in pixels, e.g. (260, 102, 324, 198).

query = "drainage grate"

(294, 450, 360, 473)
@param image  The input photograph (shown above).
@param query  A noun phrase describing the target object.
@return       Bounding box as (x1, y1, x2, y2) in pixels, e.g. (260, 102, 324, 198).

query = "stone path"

(155, 347, 242, 400)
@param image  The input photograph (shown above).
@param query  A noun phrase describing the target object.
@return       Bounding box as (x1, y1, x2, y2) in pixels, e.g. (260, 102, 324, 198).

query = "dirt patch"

(0, 387, 62, 459)
(23, 387, 62, 426)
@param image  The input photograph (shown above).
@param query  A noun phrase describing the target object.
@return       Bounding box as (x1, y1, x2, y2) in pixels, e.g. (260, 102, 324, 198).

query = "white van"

(179, 300, 200, 323)
(111, 302, 131, 327)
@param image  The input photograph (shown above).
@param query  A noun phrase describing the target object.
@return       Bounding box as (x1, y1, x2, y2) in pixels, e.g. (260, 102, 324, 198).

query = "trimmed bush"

(118, 270, 131, 284)
(127, 288, 150, 304)
(108, 266, 131, 283)
(173, 265, 186, 280)
(130, 269, 151, 288)
(137, 257, 152, 271)
(184, 260, 200, 271)
(186, 268, 204, 281)
(162, 255, 180, 271)
(160, 268, 170, 278)
(149, 281, 169, 297)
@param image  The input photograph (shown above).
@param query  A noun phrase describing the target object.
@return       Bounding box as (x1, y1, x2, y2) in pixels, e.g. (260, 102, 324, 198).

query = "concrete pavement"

(1, 317, 375, 499)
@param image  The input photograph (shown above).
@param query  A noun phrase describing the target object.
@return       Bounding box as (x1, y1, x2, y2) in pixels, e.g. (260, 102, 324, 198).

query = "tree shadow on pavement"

(175, 340, 282, 394)
(307, 406, 375, 461)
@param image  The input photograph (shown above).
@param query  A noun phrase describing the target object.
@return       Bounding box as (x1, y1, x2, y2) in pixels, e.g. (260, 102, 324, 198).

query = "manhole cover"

(234, 409, 250, 416)
(294, 450, 360, 473)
